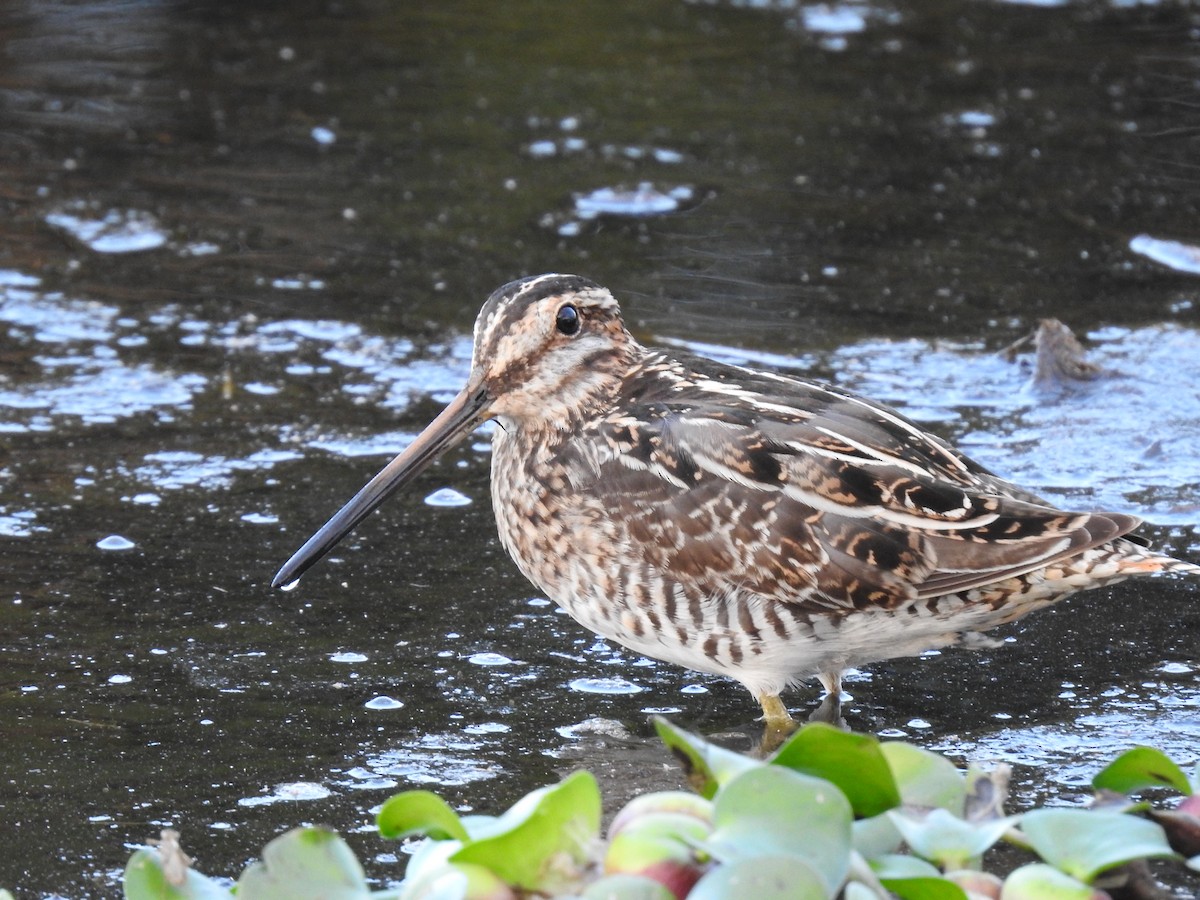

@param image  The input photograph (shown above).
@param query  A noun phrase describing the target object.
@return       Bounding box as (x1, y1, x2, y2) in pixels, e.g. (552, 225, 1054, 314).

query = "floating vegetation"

(110, 721, 1199, 899)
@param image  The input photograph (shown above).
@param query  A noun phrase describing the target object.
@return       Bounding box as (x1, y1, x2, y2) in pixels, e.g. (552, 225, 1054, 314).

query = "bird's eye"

(555, 304, 580, 336)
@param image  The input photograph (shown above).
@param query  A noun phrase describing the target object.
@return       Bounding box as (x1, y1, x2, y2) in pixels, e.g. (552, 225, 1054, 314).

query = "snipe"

(274, 274, 1197, 731)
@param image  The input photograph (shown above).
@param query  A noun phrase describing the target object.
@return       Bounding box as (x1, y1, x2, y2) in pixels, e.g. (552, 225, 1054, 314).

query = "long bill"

(272, 382, 492, 588)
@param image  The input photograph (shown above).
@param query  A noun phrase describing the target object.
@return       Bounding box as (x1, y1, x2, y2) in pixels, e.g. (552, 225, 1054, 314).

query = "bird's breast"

(489, 423, 610, 595)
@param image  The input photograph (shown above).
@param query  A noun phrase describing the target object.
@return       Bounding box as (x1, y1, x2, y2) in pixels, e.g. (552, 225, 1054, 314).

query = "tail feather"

(1112, 540, 1200, 577)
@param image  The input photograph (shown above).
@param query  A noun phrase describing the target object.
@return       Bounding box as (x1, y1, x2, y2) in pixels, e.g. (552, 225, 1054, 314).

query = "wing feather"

(564, 354, 1141, 613)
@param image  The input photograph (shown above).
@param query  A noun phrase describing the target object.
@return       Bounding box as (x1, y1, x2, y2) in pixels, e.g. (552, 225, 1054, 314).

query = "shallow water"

(1, 0, 1198, 895)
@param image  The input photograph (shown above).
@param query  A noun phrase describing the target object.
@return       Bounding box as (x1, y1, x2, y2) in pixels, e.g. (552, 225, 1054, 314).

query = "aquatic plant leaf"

(852, 811, 903, 859)
(398, 844, 463, 892)
(608, 790, 713, 839)
(688, 854, 829, 900)
(770, 723, 901, 818)
(1091, 746, 1192, 796)
(999, 863, 1103, 899)
(841, 884, 879, 900)
(878, 878, 967, 900)
(870, 854, 966, 900)
(885, 808, 1019, 870)
(398, 861, 514, 900)
(652, 717, 759, 799)
(581, 873, 677, 899)
(870, 854, 940, 879)
(881, 742, 965, 815)
(706, 765, 852, 893)
(1019, 808, 1178, 882)
(377, 790, 470, 843)
(236, 827, 373, 899)
(123, 849, 234, 900)
(450, 770, 601, 892)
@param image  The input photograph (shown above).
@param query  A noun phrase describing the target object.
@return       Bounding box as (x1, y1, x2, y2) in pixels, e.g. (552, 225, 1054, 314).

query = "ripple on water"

(825, 325, 1200, 524)
(568, 676, 645, 695)
(0, 290, 117, 343)
(0, 286, 214, 428)
(364, 695, 404, 710)
(0, 269, 40, 287)
(1129, 234, 1200, 276)
(238, 782, 333, 807)
(131, 448, 303, 492)
(573, 183, 693, 219)
(306, 429, 418, 459)
(364, 733, 502, 786)
(935, 680, 1200, 800)
(425, 487, 471, 508)
(44, 206, 169, 254)
(96, 535, 135, 551)
(332, 767, 397, 792)
(0, 509, 46, 537)
(468, 652, 513, 666)
(258, 318, 364, 343)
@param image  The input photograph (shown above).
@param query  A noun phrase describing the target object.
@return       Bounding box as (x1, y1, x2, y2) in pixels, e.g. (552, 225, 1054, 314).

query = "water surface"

(1, 0, 1198, 894)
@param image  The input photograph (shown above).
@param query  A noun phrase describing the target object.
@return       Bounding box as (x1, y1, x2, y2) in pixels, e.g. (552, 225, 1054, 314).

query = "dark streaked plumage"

(274, 274, 1198, 729)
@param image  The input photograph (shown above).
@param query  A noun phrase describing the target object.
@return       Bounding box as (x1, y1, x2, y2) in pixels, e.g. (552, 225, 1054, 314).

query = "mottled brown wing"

(572, 362, 1139, 611)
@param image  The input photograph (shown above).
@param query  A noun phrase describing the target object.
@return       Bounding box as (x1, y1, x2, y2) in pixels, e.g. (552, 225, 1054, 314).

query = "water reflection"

(1, 0, 1198, 895)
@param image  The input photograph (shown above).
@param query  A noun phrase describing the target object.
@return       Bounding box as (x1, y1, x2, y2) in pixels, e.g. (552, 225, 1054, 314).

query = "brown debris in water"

(1001, 318, 1107, 389)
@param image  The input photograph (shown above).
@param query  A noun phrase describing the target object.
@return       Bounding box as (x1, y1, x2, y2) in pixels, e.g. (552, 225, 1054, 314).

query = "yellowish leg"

(757, 693, 795, 729)
(756, 693, 797, 753)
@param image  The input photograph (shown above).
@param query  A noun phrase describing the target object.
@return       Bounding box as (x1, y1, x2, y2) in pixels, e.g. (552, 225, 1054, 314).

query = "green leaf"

(688, 855, 829, 900)
(706, 765, 852, 894)
(653, 717, 759, 800)
(870, 855, 967, 900)
(882, 878, 968, 900)
(869, 854, 940, 880)
(881, 742, 965, 815)
(236, 827, 372, 900)
(1000, 863, 1103, 899)
(852, 812, 903, 859)
(1092, 747, 1192, 796)
(770, 723, 902, 818)
(1019, 808, 1178, 882)
(943, 869, 1003, 898)
(581, 874, 677, 899)
(885, 808, 1019, 870)
(123, 849, 234, 900)
(377, 790, 470, 843)
(450, 770, 601, 892)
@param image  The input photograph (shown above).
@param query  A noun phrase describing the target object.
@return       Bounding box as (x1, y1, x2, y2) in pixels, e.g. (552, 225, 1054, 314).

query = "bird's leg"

(756, 693, 797, 753)
(757, 693, 795, 730)
(806, 670, 847, 729)
(818, 670, 843, 697)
